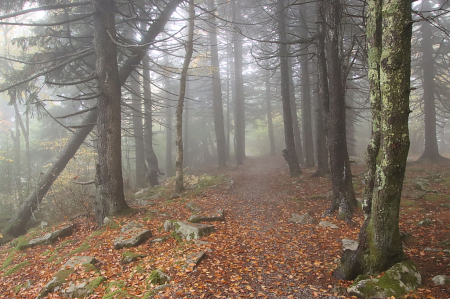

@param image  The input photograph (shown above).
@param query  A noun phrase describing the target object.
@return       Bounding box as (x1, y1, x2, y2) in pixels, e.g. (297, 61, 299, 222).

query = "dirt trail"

(165, 156, 339, 298)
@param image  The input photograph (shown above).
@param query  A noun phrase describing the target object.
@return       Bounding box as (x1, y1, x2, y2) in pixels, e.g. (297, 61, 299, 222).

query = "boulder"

(417, 218, 433, 227)
(342, 239, 358, 251)
(347, 260, 421, 298)
(29, 224, 74, 247)
(402, 190, 427, 200)
(174, 221, 215, 240)
(185, 202, 202, 213)
(289, 213, 314, 225)
(120, 221, 144, 233)
(37, 256, 98, 299)
(60, 277, 106, 298)
(148, 269, 171, 285)
(183, 251, 206, 269)
(431, 275, 450, 285)
(319, 221, 338, 229)
(164, 220, 215, 240)
(114, 226, 152, 250)
(188, 210, 225, 223)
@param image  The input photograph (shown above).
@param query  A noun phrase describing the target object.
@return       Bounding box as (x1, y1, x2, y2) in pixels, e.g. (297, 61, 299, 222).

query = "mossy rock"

(121, 252, 146, 264)
(148, 269, 171, 285)
(69, 241, 91, 255)
(86, 276, 106, 291)
(103, 281, 128, 299)
(2, 260, 29, 277)
(348, 260, 421, 298)
(1, 251, 15, 270)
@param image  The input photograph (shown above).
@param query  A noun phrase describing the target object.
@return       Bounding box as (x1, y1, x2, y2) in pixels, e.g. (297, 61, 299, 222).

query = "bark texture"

(334, 0, 411, 279)
(324, 0, 356, 220)
(313, 0, 330, 177)
(418, 0, 442, 161)
(278, 0, 301, 177)
(175, 0, 194, 193)
(93, 0, 129, 225)
(208, 0, 227, 168)
(131, 71, 146, 188)
(232, 0, 245, 165)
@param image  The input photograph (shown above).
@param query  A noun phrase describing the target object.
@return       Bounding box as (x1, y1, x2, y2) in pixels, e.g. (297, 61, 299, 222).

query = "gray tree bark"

(131, 71, 146, 188)
(175, 0, 194, 193)
(323, 0, 356, 220)
(232, 0, 245, 165)
(335, 0, 411, 279)
(208, 0, 227, 168)
(278, 0, 301, 177)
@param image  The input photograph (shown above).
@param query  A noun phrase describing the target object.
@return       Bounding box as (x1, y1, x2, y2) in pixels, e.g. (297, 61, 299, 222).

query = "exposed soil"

(0, 155, 449, 298)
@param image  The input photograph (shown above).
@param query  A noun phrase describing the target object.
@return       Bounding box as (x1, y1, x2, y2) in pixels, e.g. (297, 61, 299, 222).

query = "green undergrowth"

(69, 241, 90, 255)
(2, 260, 29, 277)
(103, 281, 129, 299)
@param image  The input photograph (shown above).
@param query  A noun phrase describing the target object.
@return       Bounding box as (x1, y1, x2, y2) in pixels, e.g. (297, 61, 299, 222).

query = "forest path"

(173, 155, 340, 298)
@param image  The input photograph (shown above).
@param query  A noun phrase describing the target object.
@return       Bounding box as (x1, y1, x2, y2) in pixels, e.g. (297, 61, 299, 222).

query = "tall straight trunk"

(324, 0, 356, 220)
(183, 85, 189, 167)
(175, 0, 194, 193)
(419, 0, 441, 161)
(131, 71, 146, 188)
(314, 0, 330, 177)
(93, 0, 129, 225)
(11, 95, 22, 197)
(335, 0, 411, 279)
(208, 0, 227, 168)
(299, 11, 315, 167)
(143, 57, 160, 187)
(278, 0, 301, 177)
(232, 0, 245, 165)
(3, 0, 183, 238)
(346, 92, 357, 157)
(288, 58, 304, 165)
(266, 78, 276, 156)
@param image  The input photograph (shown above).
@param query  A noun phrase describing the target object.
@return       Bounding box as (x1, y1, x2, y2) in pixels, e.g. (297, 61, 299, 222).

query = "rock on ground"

(431, 275, 450, 285)
(289, 213, 314, 225)
(28, 224, 74, 247)
(347, 260, 421, 298)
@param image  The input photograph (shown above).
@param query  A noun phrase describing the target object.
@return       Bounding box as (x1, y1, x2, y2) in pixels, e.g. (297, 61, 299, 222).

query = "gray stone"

(38, 256, 97, 299)
(183, 251, 206, 269)
(29, 224, 74, 247)
(402, 190, 427, 200)
(185, 202, 201, 213)
(417, 218, 433, 227)
(174, 221, 215, 240)
(163, 220, 176, 232)
(431, 275, 450, 285)
(342, 239, 358, 251)
(188, 210, 225, 223)
(61, 276, 106, 298)
(114, 227, 152, 249)
(121, 253, 146, 264)
(40, 221, 49, 230)
(61, 256, 96, 270)
(170, 193, 180, 199)
(319, 221, 338, 229)
(103, 217, 114, 225)
(150, 236, 170, 243)
(120, 221, 144, 233)
(135, 188, 149, 196)
(289, 213, 314, 225)
(347, 260, 421, 298)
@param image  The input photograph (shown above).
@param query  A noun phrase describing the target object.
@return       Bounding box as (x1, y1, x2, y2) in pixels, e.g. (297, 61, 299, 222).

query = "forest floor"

(0, 155, 449, 298)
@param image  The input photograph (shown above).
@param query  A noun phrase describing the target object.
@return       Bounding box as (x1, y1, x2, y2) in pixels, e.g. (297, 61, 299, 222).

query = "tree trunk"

(2, 0, 183, 237)
(93, 0, 129, 226)
(288, 58, 304, 165)
(131, 71, 146, 189)
(299, 11, 315, 168)
(324, 0, 356, 220)
(232, 0, 245, 166)
(208, 0, 227, 168)
(334, 0, 411, 279)
(278, 0, 301, 177)
(11, 92, 22, 198)
(175, 0, 194, 193)
(143, 56, 160, 187)
(418, 0, 442, 161)
(313, 0, 330, 177)
(266, 77, 276, 156)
